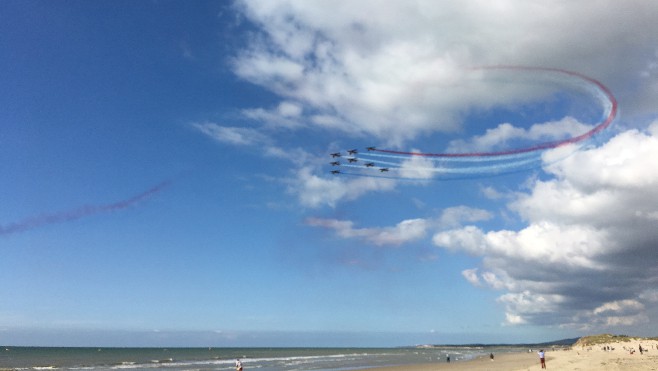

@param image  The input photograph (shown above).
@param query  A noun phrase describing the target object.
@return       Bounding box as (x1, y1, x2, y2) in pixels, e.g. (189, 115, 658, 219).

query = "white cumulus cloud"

(434, 127, 658, 329)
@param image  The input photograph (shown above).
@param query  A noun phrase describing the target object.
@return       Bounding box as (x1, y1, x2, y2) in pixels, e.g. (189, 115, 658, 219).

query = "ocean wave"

(7, 346, 526, 371)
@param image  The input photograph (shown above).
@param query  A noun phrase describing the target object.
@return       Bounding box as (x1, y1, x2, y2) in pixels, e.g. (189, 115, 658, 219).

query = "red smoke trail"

(0, 180, 171, 236)
(373, 66, 618, 157)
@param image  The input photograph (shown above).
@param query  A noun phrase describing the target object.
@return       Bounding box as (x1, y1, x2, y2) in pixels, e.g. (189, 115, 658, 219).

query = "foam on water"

(1, 346, 526, 371)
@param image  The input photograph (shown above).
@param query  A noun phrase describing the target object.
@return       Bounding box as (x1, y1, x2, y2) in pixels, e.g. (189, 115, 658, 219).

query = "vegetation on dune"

(575, 334, 630, 347)
(574, 334, 658, 347)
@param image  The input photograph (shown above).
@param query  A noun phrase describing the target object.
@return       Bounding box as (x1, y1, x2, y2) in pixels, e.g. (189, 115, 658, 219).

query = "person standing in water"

(235, 359, 243, 371)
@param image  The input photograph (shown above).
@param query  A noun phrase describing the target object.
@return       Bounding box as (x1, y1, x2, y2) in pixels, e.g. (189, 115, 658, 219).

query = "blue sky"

(2, 0, 658, 347)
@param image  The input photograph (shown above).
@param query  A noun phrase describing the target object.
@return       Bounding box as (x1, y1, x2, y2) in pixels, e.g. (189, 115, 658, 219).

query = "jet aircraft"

(347, 149, 358, 155)
(330, 152, 341, 158)
(348, 158, 358, 163)
(330, 161, 340, 166)
(366, 146, 376, 151)
(365, 162, 375, 167)
(331, 170, 340, 174)
(379, 168, 389, 172)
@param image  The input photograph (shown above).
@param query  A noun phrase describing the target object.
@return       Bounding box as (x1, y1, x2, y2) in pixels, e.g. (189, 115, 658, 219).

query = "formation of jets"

(328, 147, 389, 175)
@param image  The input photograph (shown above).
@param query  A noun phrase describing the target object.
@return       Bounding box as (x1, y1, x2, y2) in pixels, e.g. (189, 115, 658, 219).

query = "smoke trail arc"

(373, 66, 618, 158)
(329, 66, 617, 180)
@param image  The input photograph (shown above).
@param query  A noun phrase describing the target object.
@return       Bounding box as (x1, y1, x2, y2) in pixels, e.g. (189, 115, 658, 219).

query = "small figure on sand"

(446, 354, 450, 363)
(235, 359, 243, 371)
(538, 349, 546, 369)
(490, 352, 494, 361)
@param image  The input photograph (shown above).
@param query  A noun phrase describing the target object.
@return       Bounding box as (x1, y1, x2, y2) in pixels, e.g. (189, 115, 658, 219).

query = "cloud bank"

(434, 124, 658, 329)
(229, 0, 658, 144)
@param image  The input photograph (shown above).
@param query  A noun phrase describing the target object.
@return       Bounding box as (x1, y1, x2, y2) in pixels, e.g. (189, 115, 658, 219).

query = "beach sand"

(359, 339, 658, 371)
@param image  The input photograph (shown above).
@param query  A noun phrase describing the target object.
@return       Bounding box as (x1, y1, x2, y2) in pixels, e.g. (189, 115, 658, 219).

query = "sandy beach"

(360, 338, 658, 371)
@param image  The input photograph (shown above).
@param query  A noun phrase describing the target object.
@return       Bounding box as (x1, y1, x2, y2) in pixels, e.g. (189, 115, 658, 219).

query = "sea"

(0, 346, 528, 371)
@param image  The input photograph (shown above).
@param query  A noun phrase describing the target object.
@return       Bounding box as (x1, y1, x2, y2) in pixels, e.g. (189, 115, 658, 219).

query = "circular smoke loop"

(329, 66, 617, 180)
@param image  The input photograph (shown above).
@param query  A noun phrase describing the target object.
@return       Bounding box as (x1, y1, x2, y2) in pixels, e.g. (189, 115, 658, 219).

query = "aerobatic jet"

(347, 149, 358, 155)
(366, 146, 376, 151)
(330, 161, 340, 166)
(348, 158, 358, 163)
(330, 152, 341, 158)
(365, 162, 375, 167)
(379, 168, 389, 172)
(331, 170, 340, 174)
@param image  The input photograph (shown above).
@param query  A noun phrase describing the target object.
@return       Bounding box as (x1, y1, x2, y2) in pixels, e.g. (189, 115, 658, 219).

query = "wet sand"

(357, 352, 536, 370)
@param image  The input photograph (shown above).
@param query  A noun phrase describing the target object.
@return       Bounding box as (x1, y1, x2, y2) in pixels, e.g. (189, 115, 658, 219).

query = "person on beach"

(490, 352, 494, 361)
(538, 350, 546, 369)
(446, 354, 450, 363)
(235, 359, 243, 371)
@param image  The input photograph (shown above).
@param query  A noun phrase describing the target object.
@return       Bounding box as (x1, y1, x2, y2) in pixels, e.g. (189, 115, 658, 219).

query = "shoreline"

(358, 338, 658, 370)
